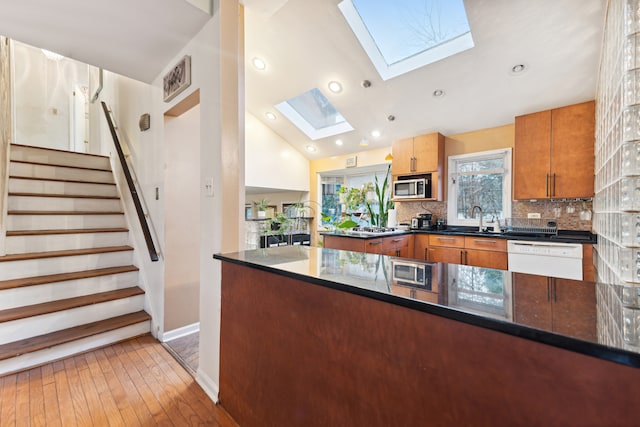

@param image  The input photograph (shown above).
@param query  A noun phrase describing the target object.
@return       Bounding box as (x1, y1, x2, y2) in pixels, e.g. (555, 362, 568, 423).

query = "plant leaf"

(337, 219, 358, 229)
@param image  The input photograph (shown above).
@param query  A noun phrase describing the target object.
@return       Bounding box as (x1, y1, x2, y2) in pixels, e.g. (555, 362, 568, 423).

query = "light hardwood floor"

(0, 335, 237, 426)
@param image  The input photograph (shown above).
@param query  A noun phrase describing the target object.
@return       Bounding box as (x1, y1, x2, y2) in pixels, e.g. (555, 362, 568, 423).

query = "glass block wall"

(595, 0, 640, 349)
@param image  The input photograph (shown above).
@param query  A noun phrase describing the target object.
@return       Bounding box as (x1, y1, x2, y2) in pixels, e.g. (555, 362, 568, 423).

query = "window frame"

(317, 165, 390, 230)
(446, 148, 512, 227)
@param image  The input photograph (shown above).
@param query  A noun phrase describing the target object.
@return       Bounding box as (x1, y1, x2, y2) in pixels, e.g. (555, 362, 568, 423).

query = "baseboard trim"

(161, 322, 200, 342)
(196, 369, 219, 403)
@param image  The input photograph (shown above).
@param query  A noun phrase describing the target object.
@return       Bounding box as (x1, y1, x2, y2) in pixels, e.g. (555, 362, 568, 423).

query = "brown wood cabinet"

(392, 133, 444, 176)
(514, 101, 595, 199)
(412, 234, 430, 260)
(513, 273, 596, 341)
(427, 234, 508, 269)
(392, 133, 445, 201)
(323, 234, 412, 258)
(323, 235, 365, 253)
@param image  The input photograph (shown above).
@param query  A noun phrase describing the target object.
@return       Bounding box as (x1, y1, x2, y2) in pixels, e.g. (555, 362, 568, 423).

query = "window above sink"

(447, 148, 512, 227)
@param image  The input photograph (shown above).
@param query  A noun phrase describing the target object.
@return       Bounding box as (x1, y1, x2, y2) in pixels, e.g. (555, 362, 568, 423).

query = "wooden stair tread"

(7, 228, 129, 236)
(8, 192, 120, 200)
(0, 265, 139, 291)
(9, 175, 116, 185)
(10, 159, 111, 172)
(10, 143, 110, 159)
(0, 311, 150, 361)
(0, 245, 133, 262)
(7, 210, 124, 215)
(0, 287, 145, 323)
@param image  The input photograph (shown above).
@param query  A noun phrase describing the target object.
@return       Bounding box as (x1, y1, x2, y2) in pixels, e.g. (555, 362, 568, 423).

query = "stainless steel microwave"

(393, 178, 429, 199)
(392, 261, 428, 287)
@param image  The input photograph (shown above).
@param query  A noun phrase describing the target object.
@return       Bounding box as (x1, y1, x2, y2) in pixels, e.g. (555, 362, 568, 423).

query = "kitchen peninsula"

(214, 246, 640, 427)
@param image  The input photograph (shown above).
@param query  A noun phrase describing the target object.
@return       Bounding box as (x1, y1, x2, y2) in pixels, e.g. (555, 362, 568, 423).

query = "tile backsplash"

(395, 199, 593, 231)
(512, 199, 593, 231)
(395, 201, 447, 226)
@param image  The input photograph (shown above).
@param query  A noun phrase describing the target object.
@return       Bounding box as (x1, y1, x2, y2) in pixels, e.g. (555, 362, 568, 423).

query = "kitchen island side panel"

(219, 261, 640, 427)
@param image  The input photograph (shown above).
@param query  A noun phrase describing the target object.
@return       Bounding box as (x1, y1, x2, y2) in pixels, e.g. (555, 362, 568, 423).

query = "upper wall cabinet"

(514, 101, 595, 200)
(392, 132, 445, 176)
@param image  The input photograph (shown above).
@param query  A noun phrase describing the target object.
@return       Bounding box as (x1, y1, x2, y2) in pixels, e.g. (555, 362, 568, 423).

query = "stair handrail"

(101, 101, 160, 262)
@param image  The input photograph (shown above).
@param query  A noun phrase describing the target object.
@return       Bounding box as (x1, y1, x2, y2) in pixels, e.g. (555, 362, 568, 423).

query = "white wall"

(245, 112, 310, 191)
(93, 0, 244, 403)
(13, 42, 88, 150)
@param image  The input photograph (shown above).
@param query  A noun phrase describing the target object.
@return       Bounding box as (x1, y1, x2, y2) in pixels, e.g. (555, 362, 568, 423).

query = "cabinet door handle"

(369, 241, 382, 245)
(553, 278, 558, 302)
(547, 278, 551, 302)
(546, 174, 550, 197)
(465, 250, 468, 265)
(436, 237, 456, 241)
(552, 173, 557, 197)
(392, 238, 403, 242)
(460, 251, 464, 264)
(473, 239, 497, 244)
(395, 249, 400, 257)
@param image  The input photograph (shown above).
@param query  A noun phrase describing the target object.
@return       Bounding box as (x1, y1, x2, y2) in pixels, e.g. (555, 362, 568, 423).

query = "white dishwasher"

(507, 240, 583, 280)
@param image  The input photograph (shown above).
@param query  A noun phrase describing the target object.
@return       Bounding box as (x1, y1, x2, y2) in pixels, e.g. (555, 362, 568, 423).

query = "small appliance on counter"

(410, 213, 433, 230)
(435, 218, 447, 231)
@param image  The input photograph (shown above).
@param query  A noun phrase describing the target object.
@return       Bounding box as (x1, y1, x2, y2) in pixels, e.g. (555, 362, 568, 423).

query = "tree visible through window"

(447, 149, 512, 226)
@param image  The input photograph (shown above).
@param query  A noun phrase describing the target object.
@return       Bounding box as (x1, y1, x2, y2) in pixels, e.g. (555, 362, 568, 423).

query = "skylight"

(275, 88, 354, 140)
(339, 0, 474, 80)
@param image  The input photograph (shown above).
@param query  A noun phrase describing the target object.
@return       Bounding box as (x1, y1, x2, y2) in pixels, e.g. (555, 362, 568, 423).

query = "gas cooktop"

(345, 227, 403, 236)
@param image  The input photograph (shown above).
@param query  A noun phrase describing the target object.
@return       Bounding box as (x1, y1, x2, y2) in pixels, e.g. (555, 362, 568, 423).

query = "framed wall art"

(163, 55, 191, 102)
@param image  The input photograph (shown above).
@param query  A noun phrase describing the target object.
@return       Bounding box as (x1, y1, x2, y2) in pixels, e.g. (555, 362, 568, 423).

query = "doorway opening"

(162, 89, 201, 374)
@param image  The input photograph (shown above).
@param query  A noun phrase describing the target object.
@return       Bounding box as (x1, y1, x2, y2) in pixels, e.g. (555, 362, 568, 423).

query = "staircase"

(0, 144, 151, 376)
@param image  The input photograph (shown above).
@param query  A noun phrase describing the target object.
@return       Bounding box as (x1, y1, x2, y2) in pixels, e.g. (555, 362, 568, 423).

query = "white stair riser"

(5, 231, 130, 254)
(10, 162, 114, 184)
(11, 146, 111, 170)
(7, 214, 126, 231)
(0, 271, 139, 310)
(9, 178, 119, 198)
(0, 294, 145, 345)
(0, 321, 150, 377)
(8, 195, 122, 212)
(0, 250, 133, 281)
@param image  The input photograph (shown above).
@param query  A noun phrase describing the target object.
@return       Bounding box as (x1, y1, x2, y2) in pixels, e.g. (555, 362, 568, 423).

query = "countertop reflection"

(215, 246, 640, 367)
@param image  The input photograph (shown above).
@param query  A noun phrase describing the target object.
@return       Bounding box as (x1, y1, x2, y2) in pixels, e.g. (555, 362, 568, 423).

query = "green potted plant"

(253, 198, 269, 218)
(365, 164, 394, 227)
(267, 212, 291, 234)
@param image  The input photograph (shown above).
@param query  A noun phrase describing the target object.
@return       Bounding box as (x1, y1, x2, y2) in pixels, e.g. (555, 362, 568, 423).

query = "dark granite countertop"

(214, 245, 639, 368)
(321, 227, 597, 244)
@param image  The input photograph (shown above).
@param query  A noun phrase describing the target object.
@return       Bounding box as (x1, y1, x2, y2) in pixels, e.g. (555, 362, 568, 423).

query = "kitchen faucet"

(471, 205, 483, 232)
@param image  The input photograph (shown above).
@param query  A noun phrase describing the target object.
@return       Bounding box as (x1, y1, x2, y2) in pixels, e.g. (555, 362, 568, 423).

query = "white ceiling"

(0, 0, 211, 82)
(0, 0, 606, 163)
(244, 0, 606, 160)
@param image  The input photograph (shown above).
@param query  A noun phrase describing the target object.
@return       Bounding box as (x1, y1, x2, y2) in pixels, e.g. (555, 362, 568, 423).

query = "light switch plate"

(527, 212, 541, 219)
(204, 177, 214, 197)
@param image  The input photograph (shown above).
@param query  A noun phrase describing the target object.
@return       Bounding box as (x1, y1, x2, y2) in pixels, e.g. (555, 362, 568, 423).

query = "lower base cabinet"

(427, 235, 508, 269)
(324, 234, 412, 257)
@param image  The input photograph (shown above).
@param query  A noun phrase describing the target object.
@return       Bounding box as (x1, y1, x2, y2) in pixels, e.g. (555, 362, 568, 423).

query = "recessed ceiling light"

(265, 112, 276, 120)
(359, 138, 370, 147)
(328, 81, 342, 93)
(511, 64, 526, 73)
(306, 145, 317, 153)
(335, 139, 343, 146)
(432, 89, 445, 97)
(371, 130, 381, 138)
(252, 57, 267, 70)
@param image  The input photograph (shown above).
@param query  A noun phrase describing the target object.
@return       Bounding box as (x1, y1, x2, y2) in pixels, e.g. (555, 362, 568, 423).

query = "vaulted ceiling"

(0, 0, 606, 161)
